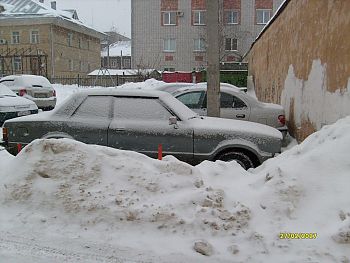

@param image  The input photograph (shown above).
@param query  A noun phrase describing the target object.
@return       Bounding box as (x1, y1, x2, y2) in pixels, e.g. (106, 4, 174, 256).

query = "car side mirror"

(169, 116, 178, 125)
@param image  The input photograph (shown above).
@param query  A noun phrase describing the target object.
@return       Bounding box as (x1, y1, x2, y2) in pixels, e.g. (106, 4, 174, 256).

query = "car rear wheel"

(216, 151, 255, 170)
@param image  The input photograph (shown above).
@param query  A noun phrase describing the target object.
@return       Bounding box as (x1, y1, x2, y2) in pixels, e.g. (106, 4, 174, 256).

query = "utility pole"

(206, 0, 220, 117)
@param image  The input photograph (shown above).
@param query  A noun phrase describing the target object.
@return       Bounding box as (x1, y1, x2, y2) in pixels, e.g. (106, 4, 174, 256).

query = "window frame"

(225, 10, 239, 25)
(30, 30, 40, 44)
(162, 11, 177, 26)
(194, 38, 206, 52)
(176, 91, 206, 109)
(67, 33, 73, 47)
(193, 10, 206, 25)
(225, 38, 238, 51)
(163, 38, 176, 52)
(256, 9, 272, 25)
(12, 31, 20, 44)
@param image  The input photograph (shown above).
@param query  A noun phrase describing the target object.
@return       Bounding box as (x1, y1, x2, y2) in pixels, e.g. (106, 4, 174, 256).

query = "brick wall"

(223, 0, 241, 10)
(191, 0, 206, 10)
(247, 0, 350, 142)
(161, 0, 178, 10)
(255, 0, 273, 9)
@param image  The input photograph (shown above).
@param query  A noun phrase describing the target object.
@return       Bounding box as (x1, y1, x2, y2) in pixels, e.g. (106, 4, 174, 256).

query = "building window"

(193, 10, 206, 25)
(225, 38, 238, 51)
(163, 12, 176, 25)
(67, 33, 73, 46)
(163, 38, 176, 52)
(69, 59, 73, 71)
(164, 67, 175, 72)
(124, 58, 131, 68)
(194, 38, 205, 51)
(256, 9, 271, 24)
(87, 40, 90, 50)
(30, 30, 39, 44)
(225, 10, 239, 24)
(78, 38, 82, 49)
(13, 56, 22, 71)
(12, 32, 20, 44)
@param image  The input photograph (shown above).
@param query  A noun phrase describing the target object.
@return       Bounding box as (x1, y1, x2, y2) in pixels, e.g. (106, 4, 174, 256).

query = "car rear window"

(72, 96, 112, 119)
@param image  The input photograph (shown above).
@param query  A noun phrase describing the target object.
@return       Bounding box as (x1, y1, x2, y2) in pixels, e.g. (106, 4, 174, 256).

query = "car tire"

(217, 151, 255, 170)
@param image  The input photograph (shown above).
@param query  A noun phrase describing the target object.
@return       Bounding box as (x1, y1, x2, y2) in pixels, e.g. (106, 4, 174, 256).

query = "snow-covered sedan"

(0, 74, 56, 111)
(172, 84, 288, 137)
(0, 83, 38, 126)
(2, 89, 282, 169)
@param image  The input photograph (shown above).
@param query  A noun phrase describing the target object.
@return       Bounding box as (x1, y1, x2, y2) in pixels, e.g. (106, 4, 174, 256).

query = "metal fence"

(49, 75, 149, 87)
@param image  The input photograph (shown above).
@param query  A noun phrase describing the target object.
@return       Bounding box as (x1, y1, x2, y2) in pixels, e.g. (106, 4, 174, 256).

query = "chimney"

(51, 1, 56, 10)
(39, 0, 44, 3)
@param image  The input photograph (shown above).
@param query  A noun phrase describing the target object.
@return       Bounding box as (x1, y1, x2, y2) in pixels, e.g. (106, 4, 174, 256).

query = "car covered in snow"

(2, 89, 282, 169)
(0, 83, 38, 126)
(172, 84, 288, 137)
(0, 74, 56, 111)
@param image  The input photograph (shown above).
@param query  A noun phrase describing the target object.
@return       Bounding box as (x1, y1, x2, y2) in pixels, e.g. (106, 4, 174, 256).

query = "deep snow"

(0, 81, 349, 262)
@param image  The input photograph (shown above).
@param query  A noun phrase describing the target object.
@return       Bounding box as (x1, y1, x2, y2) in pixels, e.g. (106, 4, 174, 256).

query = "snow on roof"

(101, 41, 131, 57)
(0, 0, 105, 37)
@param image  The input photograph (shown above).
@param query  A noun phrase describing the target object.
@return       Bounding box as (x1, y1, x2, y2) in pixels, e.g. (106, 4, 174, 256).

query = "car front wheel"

(216, 151, 255, 170)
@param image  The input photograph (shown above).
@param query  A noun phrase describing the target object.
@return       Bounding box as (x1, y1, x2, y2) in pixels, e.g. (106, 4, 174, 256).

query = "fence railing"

(49, 75, 150, 87)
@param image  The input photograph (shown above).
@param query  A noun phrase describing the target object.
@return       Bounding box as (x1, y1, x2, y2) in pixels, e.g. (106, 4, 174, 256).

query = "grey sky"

(54, 0, 131, 37)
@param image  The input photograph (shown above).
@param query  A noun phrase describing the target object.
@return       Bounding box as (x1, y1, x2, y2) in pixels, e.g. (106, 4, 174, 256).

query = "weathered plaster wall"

(247, 0, 350, 141)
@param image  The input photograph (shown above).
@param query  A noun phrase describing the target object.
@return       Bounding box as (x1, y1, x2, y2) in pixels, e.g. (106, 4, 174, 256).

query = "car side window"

(221, 92, 247, 109)
(176, 91, 205, 109)
(0, 80, 15, 87)
(114, 97, 172, 120)
(72, 96, 111, 118)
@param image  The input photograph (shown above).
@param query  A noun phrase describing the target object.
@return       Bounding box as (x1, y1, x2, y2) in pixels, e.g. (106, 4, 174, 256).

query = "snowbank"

(0, 116, 349, 261)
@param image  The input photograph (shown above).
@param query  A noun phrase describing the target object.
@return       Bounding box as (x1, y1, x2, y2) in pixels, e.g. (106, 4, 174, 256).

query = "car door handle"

(115, 128, 125, 132)
(236, 114, 245, 118)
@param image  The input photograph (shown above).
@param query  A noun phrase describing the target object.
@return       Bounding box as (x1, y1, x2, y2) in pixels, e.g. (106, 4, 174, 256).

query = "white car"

(172, 84, 288, 137)
(154, 82, 247, 93)
(0, 75, 56, 111)
(0, 83, 38, 125)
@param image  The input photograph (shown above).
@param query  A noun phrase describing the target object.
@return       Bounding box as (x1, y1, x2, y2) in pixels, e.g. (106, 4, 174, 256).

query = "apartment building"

(131, 0, 283, 71)
(0, 0, 105, 78)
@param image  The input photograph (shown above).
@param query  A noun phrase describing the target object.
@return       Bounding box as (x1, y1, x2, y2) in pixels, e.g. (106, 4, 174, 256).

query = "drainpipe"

(50, 24, 55, 78)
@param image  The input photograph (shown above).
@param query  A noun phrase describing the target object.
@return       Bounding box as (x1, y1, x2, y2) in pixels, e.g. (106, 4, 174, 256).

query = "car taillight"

(19, 89, 27, 96)
(53, 90, 56, 97)
(278, 115, 286, 125)
(2, 127, 8, 143)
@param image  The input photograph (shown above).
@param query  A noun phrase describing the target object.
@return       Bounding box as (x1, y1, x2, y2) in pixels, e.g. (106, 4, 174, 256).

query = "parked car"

(172, 84, 288, 137)
(0, 75, 56, 111)
(0, 83, 38, 126)
(154, 82, 247, 93)
(2, 89, 282, 169)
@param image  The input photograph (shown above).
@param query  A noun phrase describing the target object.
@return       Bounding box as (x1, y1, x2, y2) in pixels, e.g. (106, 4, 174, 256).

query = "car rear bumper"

(32, 97, 56, 110)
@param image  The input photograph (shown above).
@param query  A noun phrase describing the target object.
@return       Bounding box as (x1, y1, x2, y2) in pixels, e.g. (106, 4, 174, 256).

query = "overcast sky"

(54, 0, 131, 37)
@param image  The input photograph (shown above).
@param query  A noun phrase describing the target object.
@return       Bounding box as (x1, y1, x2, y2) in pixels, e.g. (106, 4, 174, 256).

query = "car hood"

(190, 116, 283, 140)
(0, 95, 37, 108)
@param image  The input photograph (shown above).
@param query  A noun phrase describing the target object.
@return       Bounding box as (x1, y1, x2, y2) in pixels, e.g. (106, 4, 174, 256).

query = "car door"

(108, 96, 194, 162)
(219, 92, 250, 121)
(65, 95, 112, 145)
(175, 90, 206, 116)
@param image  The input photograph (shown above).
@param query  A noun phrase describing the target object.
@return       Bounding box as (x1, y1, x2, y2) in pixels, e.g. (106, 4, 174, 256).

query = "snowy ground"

(0, 82, 349, 262)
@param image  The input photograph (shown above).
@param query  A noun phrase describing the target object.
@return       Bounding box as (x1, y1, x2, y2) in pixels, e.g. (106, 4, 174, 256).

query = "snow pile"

(0, 116, 349, 262)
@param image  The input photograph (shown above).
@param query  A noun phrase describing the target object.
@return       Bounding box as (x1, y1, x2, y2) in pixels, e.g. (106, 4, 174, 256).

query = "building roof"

(101, 41, 131, 57)
(0, 0, 105, 39)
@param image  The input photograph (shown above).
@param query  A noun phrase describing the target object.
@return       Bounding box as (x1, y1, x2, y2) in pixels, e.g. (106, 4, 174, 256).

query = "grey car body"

(2, 89, 282, 169)
(173, 84, 288, 137)
(0, 75, 56, 110)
